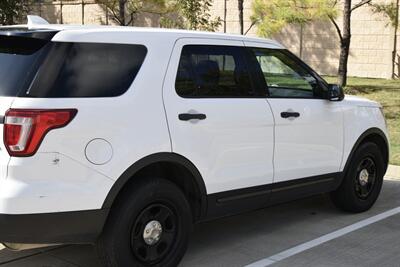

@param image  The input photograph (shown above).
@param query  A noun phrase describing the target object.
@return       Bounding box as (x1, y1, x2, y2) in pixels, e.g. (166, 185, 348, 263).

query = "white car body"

(0, 18, 389, 250)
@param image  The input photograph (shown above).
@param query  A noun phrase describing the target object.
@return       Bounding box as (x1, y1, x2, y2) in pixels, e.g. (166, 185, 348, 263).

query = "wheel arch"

(102, 153, 208, 222)
(343, 127, 389, 175)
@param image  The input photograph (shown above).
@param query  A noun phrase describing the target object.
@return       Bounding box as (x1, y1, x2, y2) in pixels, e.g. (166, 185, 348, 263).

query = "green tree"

(97, 0, 167, 26)
(251, 0, 388, 87)
(251, 0, 336, 37)
(329, 0, 374, 87)
(160, 0, 222, 31)
(371, 2, 399, 27)
(371, 1, 399, 78)
(0, 0, 31, 25)
(251, 0, 336, 61)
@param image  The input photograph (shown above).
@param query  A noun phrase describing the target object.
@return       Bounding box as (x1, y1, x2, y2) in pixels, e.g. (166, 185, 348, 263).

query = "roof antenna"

(27, 15, 50, 26)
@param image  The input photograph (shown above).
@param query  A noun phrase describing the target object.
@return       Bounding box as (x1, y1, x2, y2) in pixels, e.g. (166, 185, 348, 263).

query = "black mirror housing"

(327, 84, 345, 101)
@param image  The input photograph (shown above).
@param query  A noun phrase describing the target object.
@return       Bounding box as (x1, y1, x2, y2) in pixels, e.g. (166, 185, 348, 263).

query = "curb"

(386, 165, 400, 179)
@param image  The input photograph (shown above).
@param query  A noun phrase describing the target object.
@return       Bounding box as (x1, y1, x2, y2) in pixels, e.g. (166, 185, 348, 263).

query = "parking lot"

(1, 166, 399, 267)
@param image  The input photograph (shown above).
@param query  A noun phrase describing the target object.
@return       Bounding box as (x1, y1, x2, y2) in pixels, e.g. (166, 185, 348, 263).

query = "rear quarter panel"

(9, 32, 175, 183)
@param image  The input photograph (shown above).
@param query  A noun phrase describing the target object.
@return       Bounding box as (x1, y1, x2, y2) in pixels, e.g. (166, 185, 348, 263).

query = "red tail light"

(4, 109, 77, 157)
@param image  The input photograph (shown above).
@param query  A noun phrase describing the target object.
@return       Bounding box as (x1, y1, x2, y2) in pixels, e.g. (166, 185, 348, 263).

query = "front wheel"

(97, 178, 192, 267)
(331, 142, 385, 213)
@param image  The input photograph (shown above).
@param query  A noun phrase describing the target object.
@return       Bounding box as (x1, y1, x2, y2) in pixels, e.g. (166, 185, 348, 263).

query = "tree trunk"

(238, 0, 244, 35)
(119, 0, 126, 26)
(338, 0, 352, 87)
(392, 0, 399, 78)
(224, 0, 227, 33)
(299, 24, 304, 59)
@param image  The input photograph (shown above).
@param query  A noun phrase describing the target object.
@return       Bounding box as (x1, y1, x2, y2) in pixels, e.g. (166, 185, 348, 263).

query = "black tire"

(96, 178, 192, 267)
(331, 142, 385, 213)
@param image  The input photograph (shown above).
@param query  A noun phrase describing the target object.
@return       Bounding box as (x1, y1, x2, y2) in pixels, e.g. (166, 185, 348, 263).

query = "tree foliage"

(371, 2, 399, 27)
(160, 0, 222, 31)
(97, 0, 221, 31)
(0, 0, 31, 25)
(251, 0, 397, 86)
(97, 0, 167, 26)
(251, 0, 337, 37)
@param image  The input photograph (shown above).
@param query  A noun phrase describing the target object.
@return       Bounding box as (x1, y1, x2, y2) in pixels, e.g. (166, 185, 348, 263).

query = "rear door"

(163, 38, 275, 195)
(244, 42, 344, 183)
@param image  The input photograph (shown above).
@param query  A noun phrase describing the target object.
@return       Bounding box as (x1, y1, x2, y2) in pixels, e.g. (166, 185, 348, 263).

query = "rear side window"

(0, 36, 48, 97)
(26, 43, 147, 98)
(175, 45, 255, 98)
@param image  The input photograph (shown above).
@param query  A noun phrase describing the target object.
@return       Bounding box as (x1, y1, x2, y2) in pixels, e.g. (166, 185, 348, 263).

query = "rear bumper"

(0, 209, 108, 244)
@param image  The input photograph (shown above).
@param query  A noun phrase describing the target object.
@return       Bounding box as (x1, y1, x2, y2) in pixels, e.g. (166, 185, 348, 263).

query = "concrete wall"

(29, 0, 399, 79)
(209, 0, 399, 79)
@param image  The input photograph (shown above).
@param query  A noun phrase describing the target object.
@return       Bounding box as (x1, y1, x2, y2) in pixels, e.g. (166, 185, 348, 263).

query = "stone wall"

(29, 0, 165, 26)
(29, 0, 399, 79)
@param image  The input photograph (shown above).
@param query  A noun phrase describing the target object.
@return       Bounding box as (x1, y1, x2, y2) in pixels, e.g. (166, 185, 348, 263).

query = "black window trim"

(174, 44, 266, 99)
(246, 47, 330, 100)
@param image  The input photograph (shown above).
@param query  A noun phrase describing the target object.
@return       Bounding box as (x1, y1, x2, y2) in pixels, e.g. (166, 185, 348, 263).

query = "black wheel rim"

(354, 157, 377, 200)
(131, 203, 178, 265)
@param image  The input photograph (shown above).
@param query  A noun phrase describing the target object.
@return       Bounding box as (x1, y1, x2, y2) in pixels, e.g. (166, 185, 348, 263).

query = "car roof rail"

(27, 15, 50, 26)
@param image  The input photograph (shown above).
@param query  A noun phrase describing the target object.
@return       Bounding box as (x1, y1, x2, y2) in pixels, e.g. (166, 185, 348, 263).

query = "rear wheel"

(97, 178, 192, 267)
(331, 142, 385, 213)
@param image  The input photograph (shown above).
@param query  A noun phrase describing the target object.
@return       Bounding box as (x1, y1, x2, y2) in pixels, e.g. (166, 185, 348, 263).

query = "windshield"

(0, 36, 49, 97)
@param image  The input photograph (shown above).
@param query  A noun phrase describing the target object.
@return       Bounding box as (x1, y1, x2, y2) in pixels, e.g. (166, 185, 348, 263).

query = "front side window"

(175, 45, 255, 98)
(250, 48, 323, 98)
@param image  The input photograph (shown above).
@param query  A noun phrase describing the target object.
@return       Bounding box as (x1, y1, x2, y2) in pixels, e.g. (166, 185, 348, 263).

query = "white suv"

(0, 16, 389, 267)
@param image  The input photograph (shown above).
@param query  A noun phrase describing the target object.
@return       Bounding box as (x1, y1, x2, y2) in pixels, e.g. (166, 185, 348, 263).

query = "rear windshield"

(0, 36, 48, 97)
(0, 38, 147, 98)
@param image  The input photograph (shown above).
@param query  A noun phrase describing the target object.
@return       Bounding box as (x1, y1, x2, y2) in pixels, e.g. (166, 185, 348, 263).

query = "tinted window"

(27, 43, 147, 98)
(250, 48, 323, 98)
(0, 36, 49, 97)
(175, 45, 255, 98)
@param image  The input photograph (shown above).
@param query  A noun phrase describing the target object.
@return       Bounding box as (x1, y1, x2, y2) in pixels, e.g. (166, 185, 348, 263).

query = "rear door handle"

(178, 113, 207, 121)
(280, 111, 300, 119)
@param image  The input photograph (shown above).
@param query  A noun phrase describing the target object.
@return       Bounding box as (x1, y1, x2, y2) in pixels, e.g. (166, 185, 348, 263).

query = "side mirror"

(327, 84, 345, 101)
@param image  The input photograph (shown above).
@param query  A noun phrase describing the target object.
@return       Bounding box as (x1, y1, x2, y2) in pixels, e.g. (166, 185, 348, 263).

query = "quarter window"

(0, 36, 48, 97)
(26, 43, 147, 98)
(175, 45, 255, 98)
(250, 48, 323, 98)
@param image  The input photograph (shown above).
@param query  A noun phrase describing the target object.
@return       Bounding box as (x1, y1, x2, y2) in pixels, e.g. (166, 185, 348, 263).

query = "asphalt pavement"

(1, 166, 399, 267)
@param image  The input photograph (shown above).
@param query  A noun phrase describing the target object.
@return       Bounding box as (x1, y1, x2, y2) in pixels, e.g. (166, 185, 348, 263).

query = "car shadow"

(0, 179, 399, 267)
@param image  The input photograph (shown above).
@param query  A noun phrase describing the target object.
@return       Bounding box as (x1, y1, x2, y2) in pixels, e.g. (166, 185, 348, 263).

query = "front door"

(245, 43, 344, 183)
